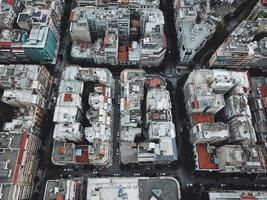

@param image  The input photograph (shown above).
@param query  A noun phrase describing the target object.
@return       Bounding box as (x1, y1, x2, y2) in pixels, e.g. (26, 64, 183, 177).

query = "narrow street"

(111, 78, 121, 172)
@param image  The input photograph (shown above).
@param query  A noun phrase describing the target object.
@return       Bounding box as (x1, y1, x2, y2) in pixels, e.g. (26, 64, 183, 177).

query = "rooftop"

(191, 113, 214, 125)
(86, 177, 180, 200)
(43, 178, 83, 200)
(180, 20, 215, 51)
(195, 143, 219, 171)
(222, 19, 267, 53)
(146, 88, 171, 111)
(23, 25, 49, 48)
(53, 106, 80, 123)
(58, 80, 84, 94)
(209, 190, 267, 199)
(228, 116, 257, 142)
(52, 140, 75, 165)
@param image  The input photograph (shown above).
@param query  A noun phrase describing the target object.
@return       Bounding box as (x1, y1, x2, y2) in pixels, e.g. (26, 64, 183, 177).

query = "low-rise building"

(193, 143, 220, 171)
(228, 116, 257, 143)
(223, 94, 252, 121)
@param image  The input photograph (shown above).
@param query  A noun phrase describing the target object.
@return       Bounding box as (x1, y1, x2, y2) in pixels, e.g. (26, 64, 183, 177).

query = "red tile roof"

(192, 113, 214, 125)
(12, 132, 27, 184)
(146, 79, 161, 87)
(193, 100, 199, 109)
(260, 85, 267, 97)
(196, 144, 219, 170)
(82, 41, 88, 49)
(240, 195, 256, 200)
(262, 0, 267, 6)
(76, 145, 89, 163)
(56, 194, 64, 200)
(64, 93, 73, 102)
(262, 97, 267, 109)
(104, 36, 109, 45)
(7, 0, 14, 4)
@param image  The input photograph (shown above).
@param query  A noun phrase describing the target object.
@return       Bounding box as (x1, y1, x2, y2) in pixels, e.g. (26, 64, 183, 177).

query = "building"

(0, 0, 63, 63)
(249, 77, 267, 149)
(52, 66, 114, 166)
(69, 6, 166, 67)
(139, 9, 166, 67)
(228, 116, 257, 143)
(209, 19, 267, 70)
(223, 94, 252, 121)
(0, 65, 51, 200)
(0, 129, 41, 200)
(86, 177, 181, 200)
(0, 29, 30, 62)
(142, 86, 177, 162)
(43, 178, 83, 200)
(208, 190, 267, 199)
(190, 122, 229, 144)
(0, 64, 52, 110)
(75, 0, 160, 10)
(193, 143, 266, 173)
(217, 145, 266, 173)
(184, 69, 267, 173)
(176, 6, 215, 63)
(120, 70, 177, 164)
(0, 0, 24, 30)
(193, 143, 220, 171)
(23, 25, 58, 63)
(120, 69, 145, 143)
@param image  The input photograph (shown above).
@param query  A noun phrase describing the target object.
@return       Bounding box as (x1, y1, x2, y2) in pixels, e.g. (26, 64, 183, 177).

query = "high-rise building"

(0, 0, 63, 63)
(176, 6, 215, 63)
(23, 25, 58, 63)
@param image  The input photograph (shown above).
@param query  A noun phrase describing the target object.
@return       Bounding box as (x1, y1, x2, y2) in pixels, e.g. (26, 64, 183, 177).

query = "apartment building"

(52, 66, 114, 166)
(209, 19, 267, 70)
(69, 5, 165, 67)
(184, 69, 267, 173)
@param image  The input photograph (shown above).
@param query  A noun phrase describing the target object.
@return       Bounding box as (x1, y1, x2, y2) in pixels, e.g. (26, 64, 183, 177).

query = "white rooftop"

(146, 88, 171, 111)
(53, 106, 80, 123)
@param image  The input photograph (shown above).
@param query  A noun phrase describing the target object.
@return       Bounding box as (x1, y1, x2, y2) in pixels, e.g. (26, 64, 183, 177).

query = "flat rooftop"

(87, 177, 180, 200)
(209, 190, 267, 199)
(138, 177, 180, 200)
(195, 143, 219, 170)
